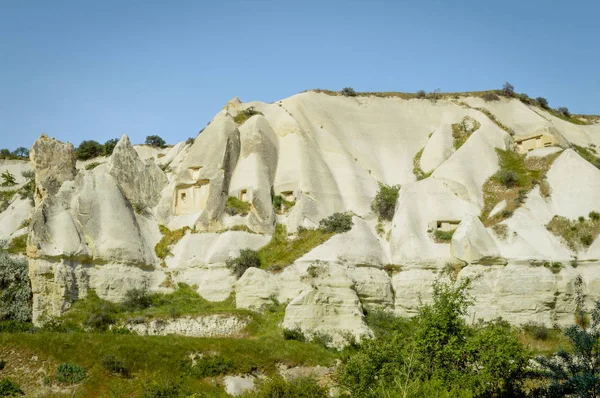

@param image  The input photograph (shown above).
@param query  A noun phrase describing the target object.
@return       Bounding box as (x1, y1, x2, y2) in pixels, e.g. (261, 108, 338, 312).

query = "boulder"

(451, 214, 500, 263)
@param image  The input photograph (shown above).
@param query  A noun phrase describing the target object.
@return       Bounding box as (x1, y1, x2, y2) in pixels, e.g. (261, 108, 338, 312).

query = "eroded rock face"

(29, 134, 77, 205)
(107, 135, 168, 209)
(125, 314, 249, 337)
(22, 93, 600, 337)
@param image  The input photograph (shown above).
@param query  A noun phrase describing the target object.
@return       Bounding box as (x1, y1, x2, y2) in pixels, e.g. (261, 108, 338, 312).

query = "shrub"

(502, 81, 515, 97)
(76, 140, 104, 160)
(187, 355, 235, 378)
(101, 355, 130, 377)
(319, 212, 353, 233)
(250, 376, 328, 398)
(535, 301, 600, 397)
(84, 162, 101, 170)
(434, 229, 454, 242)
(497, 169, 519, 187)
(225, 197, 251, 216)
(0, 360, 5, 370)
(581, 234, 594, 246)
(536, 97, 549, 108)
(0, 171, 16, 187)
(523, 321, 549, 340)
(145, 135, 166, 148)
(283, 327, 306, 342)
(482, 92, 500, 102)
(428, 88, 441, 102)
(416, 90, 426, 99)
(103, 138, 119, 156)
(85, 304, 117, 331)
(0, 253, 31, 322)
(233, 107, 263, 125)
(590, 211, 600, 221)
(0, 378, 23, 396)
(226, 249, 261, 278)
(141, 379, 184, 398)
(371, 183, 400, 221)
(122, 288, 152, 311)
(54, 363, 87, 384)
(185, 137, 195, 145)
(556, 107, 570, 117)
(272, 195, 295, 213)
(341, 87, 356, 97)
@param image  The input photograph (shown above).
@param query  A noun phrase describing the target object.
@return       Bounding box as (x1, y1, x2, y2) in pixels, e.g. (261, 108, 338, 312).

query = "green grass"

(412, 147, 431, 180)
(225, 196, 251, 216)
(433, 229, 455, 242)
(272, 195, 295, 213)
(481, 149, 560, 225)
(451, 116, 481, 150)
(84, 162, 101, 171)
(233, 108, 264, 125)
(0, 287, 338, 397)
(257, 225, 333, 271)
(573, 144, 600, 169)
(546, 215, 600, 252)
(6, 235, 27, 254)
(154, 225, 191, 260)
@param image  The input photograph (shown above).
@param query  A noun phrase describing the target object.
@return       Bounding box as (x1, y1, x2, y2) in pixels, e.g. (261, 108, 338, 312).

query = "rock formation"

(3, 91, 600, 343)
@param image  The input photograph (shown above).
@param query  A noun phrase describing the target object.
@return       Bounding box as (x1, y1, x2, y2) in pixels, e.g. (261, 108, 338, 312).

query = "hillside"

(1, 89, 600, 395)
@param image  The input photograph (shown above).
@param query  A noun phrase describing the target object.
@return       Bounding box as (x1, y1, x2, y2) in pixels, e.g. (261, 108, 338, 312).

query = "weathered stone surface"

(282, 263, 373, 348)
(451, 214, 500, 263)
(107, 135, 167, 209)
(30, 135, 77, 205)
(125, 314, 249, 337)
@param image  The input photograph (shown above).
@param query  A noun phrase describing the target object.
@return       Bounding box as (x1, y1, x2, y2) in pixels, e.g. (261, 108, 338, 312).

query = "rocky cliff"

(3, 90, 600, 344)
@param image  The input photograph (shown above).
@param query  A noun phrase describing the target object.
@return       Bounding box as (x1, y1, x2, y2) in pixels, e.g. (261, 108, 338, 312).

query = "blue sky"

(1, 0, 599, 150)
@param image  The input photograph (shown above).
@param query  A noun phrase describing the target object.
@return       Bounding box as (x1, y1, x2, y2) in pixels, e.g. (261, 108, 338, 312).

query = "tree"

(1, 171, 16, 187)
(556, 107, 571, 117)
(0, 149, 10, 159)
(341, 87, 357, 97)
(76, 140, 104, 160)
(103, 138, 119, 156)
(536, 301, 600, 397)
(12, 147, 29, 158)
(416, 90, 426, 99)
(145, 135, 166, 147)
(502, 82, 515, 97)
(536, 97, 549, 108)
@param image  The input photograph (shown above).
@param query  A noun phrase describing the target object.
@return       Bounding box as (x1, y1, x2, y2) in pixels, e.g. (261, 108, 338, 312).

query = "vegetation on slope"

(546, 212, 600, 252)
(481, 148, 561, 225)
(371, 183, 401, 221)
(225, 196, 251, 216)
(155, 225, 192, 260)
(233, 107, 264, 125)
(573, 144, 600, 169)
(452, 116, 481, 150)
(412, 148, 431, 181)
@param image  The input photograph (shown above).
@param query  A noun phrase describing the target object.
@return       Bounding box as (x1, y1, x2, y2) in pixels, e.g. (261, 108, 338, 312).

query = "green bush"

(0, 378, 23, 396)
(145, 135, 166, 148)
(434, 229, 455, 242)
(226, 249, 261, 278)
(246, 376, 327, 398)
(272, 195, 295, 213)
(122, 288, 152, 312)
(0, 253, 31, 322)
(233, 107, 263, 125)
(556, 107, 570, 117)
(416, 90, 426, 98)
(0, 360, 5, 370)
(225, 197, 251, 216)
(318, 212, 353, 233)
(497, 169, 518, 187)
(536, 97, 549, 108)
(1, 171, 16, 187)
(103, 138, 119, 156)
(84, 161, 101, 170)
(522, 321, 549, 341)
(101, 355, 129, 377)
(141, 379, 185, 398)
(341, 87, 356, 97)
(371, 183, 400, 221)
(186, 355, 235, 378)
(54, 363, 87, 384)
(482, 92, 500, 102)
(76, 140, 104, 160)
(590, 211, 600, 221)
(283, 327, 306, 342)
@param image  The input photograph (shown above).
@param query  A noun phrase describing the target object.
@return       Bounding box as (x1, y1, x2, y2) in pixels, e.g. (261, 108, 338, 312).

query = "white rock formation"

(17, 91, 600, 336)
(124, 314, 248, 337)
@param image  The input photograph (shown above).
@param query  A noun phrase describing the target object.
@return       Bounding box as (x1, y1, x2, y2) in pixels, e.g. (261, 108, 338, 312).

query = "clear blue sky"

(1, 0, 599, 150)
